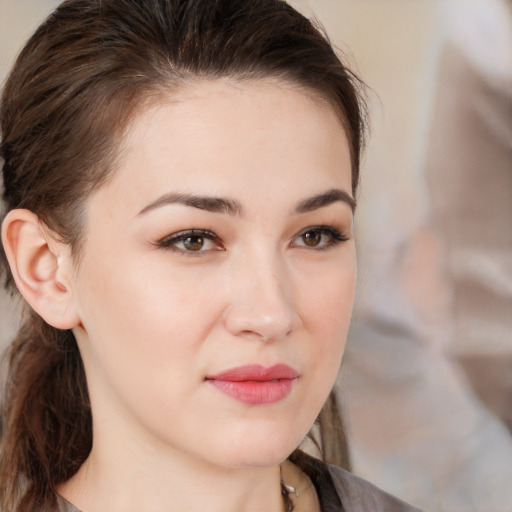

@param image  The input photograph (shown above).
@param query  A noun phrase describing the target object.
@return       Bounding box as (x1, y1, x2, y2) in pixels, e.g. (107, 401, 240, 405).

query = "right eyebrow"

(137, 192, 244, 216)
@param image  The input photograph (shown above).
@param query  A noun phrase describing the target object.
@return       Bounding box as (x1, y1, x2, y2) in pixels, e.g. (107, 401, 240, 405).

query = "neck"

(58, 432, 285, 512)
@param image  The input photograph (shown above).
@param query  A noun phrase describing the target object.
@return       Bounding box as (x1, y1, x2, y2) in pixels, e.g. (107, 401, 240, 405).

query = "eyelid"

(291, 225, 349, 249)
(155, 229, 224, 253)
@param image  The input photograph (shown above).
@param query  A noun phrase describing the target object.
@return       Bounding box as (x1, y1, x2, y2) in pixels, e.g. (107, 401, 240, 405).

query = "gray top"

(325, 464, 424, 511)
(56, 456, 424, 512)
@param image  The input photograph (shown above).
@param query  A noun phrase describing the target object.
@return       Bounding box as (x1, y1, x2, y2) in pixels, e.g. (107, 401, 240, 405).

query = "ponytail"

(0, 313, 91, 510)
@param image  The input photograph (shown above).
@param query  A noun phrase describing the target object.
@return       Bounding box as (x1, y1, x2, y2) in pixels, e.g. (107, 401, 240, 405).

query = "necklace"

(280, 476, 299, 511)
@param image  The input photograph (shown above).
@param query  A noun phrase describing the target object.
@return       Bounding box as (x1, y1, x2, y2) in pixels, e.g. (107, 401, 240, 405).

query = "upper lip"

(207, 364, 298, 382)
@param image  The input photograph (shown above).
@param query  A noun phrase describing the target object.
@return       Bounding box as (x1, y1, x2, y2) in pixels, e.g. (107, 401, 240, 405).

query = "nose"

(223, 249, 301, 342)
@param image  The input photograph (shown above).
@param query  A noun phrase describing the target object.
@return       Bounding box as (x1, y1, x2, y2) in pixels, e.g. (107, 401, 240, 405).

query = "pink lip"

(206, 364, 298, 405)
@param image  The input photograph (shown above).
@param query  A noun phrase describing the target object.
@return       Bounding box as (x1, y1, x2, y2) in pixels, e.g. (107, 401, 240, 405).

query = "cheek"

(288, 261, 356, 429)
(299, 259, 356, 382)
(73, 252, 224, 389)
(72, 256, 227, 438)
(303, 259, 356, 333)
(79, 247, 219, 329)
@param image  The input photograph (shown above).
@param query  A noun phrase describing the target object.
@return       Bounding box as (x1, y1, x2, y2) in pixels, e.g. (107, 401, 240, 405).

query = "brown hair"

(0, 0, 366, 509)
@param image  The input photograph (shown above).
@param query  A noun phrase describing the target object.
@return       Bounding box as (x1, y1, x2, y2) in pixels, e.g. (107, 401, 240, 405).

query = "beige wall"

(0, 1, 61, 349)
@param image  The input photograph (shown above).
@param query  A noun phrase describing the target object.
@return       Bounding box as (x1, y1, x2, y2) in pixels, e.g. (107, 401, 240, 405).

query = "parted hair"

(0, 0, 366, 510)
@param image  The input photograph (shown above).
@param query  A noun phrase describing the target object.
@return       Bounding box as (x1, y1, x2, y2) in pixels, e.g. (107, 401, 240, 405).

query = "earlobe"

(1, 209, 80, 329)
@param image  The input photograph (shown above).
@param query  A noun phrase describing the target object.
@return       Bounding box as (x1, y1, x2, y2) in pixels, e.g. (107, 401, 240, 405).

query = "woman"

(0, 1, 423, 511)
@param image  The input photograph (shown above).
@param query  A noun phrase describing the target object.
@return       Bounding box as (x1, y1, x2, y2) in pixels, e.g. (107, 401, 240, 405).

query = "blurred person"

(330, 0, 512, 510)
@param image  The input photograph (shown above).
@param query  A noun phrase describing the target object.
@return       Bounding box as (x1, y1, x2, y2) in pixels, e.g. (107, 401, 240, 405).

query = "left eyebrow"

(295, 188, 356, 214)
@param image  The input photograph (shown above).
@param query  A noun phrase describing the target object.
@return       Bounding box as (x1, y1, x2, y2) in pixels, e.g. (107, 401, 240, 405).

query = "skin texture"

(3, 79, 356, 512)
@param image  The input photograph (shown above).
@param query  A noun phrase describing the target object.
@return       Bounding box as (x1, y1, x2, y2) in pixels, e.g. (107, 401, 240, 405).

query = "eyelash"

(155, 226, 349, 254)
(156, 229, 222, 255)
(291, 225, 349, 251)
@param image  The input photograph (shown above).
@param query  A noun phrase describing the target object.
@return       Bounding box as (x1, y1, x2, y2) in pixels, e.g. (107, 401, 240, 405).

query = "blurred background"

(1, 1, 511, 511)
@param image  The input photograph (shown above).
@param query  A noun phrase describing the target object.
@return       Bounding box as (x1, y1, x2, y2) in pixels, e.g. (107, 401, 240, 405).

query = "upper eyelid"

(294, 225, 347, 238)
(158, 229, 218, 243)
(154, 230, 224, 254)
(296, 225, 335, 234)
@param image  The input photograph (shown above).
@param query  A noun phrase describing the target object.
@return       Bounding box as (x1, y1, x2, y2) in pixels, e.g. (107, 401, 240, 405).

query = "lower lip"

(208, 378, 295, 405)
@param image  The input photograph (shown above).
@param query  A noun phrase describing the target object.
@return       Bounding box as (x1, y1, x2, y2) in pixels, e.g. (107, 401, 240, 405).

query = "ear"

(1, 209, 81, 329)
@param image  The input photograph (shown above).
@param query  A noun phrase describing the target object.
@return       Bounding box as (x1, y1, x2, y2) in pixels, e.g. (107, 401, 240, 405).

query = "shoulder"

(324, 463, 425, 512)
(293, 452, 425, 512)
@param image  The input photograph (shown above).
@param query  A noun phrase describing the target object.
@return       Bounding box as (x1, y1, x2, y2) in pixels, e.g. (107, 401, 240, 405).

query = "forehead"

(92, 78, 352, 216)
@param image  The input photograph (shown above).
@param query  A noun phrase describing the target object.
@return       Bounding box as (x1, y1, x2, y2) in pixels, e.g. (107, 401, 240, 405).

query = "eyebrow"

(138, 192, 244, 216)
(295, 188, 356, 213)
(137, 188, 356, 217)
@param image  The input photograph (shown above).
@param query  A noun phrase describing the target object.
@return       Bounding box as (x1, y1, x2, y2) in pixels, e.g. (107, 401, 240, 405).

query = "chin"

(208, 427, 303, 469)
(222, 451, 292, 469)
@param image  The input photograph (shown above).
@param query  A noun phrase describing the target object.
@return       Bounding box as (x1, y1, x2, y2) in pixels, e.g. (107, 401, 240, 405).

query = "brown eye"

(183, 235, 204, 251)
(157, 229, 222, 253)
(302, 230, 322, 247)
(291, 226, 348, 250)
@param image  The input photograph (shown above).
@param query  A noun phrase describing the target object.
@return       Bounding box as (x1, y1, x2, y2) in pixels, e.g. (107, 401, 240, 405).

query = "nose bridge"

(224, 241, 298, 341)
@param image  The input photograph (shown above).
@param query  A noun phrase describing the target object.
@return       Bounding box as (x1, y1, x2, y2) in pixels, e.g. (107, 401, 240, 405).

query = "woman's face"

(70, 79, 356, 469)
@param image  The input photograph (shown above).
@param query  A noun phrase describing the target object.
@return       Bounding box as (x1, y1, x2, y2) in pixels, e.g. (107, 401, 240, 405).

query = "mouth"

(206, 364, 299, 405)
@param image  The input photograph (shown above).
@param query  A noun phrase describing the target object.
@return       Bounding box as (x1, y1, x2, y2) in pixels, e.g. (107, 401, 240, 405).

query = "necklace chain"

(280, 480, 296, 512)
